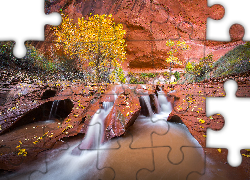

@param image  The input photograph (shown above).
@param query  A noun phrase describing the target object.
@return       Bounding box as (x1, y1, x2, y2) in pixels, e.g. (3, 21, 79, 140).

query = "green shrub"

(213, 44, 250, 77)
(23, 45, 58, 72)
(129, 76, 138, 84)
(0, 42, 17, 66)
(163, 71, 170, 79)
(185, 54, 213, 82)
(173, 71, 180, 81)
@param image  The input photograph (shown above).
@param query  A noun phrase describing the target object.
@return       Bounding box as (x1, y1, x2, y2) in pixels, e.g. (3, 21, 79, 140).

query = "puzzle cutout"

(206, 79, 250, 167)
(0, 0, 250, 179)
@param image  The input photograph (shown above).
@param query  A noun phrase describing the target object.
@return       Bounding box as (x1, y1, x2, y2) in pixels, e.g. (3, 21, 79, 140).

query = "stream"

(0, 90, 226, 180)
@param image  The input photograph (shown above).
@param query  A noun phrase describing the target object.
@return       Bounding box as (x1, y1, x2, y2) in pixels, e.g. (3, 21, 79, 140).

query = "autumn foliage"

(52, 14, 127, 83)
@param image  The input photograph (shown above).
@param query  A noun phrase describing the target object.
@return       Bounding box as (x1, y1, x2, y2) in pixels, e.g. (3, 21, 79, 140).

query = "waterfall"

(71, 101, 114, 155)
(113, 91, 118, 101)
(153, 94, 161, 113)
(103, 101, 114, 111)
(157, 91, 172, 113)
(150, 94, 161, 114)
(7, 88, 208, 180)
(140, 95, 153, 117)
(49, 100, 59, 120)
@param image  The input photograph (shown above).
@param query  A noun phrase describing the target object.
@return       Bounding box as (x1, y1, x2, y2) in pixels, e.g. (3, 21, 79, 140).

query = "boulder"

(105, 88, 141, 140)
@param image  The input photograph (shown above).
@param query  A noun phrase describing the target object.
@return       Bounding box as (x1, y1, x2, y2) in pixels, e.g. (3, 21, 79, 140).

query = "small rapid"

(71, 101, 114, 155)
(49, 100, 60, 120)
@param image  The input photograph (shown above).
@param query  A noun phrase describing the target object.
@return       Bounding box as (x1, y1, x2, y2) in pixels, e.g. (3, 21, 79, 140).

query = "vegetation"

(166, 40, 189, 76)
(24, 45, 59, 72)
(184, 54, 214, 82)
(52, 13, 127, 83)
(0, 42, 57, 72)
(173, 71, 180, 81)
(0, 42, 16, 67)
(128, 72, 172, 84)
(212, 43, 250, 77)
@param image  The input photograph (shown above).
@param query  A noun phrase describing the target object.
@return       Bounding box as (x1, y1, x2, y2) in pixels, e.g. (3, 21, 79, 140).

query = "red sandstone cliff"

(39, 0, 244, 71)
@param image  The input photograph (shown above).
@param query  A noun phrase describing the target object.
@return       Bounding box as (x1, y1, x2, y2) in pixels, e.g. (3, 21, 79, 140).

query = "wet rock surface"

(0, 82, 104, 170)
(105, 88, 141, 140)
(0, 75, 249, 178)
(0, 83, 146, 171)
(165, 75, 250, 179)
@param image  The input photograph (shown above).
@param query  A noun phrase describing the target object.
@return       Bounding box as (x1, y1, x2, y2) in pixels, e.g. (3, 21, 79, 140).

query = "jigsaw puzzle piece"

(149, 1, 175, 40)
(0, 0, 61, 58)
(96, 132, 154, 180)
(163, 21, 207, 90)
(71, 92, 121, 155)
(137, 146, 205, 180)
(129, 116, 170, 149)
(207, 0, 250, 41)
(3, 140, 114, 180)
(0, 120, 49, 168)
(150, 0, 215, 41)
(152, 122, 203, 164)
(206, 79, 250, 167)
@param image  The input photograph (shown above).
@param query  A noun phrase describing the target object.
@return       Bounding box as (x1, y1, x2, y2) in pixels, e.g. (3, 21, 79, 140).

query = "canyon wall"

(39, 0, 244, 71)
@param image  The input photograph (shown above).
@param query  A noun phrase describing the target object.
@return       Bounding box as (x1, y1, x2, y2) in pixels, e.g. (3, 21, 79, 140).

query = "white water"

(157, 90, 172, 112)
(48, 100, 59, 120)
(71, 101, 114, 155)
(141, 95, 154, 117)
(2, 91, 210, 180)
(153, 94, 161, 113)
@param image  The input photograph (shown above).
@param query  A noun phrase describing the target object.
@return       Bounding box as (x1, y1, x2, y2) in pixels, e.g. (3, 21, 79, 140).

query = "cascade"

(157, 91, 172, 113)
(103, 101, 114, 111)
(140, 95, 153, 117)
(71, 101, 114, 155)
(153, 94, 161, 113)
(8, 88, 209, 180)
(149, 94, 161, 114)
(49, 100, 59, 120)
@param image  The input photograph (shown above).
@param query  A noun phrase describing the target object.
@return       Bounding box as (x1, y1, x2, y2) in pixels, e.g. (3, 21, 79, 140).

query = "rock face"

(0, 82, 104, 171)
(105, 88, 141, 140)
(0, 83, 143, 171)
(40, 0, 242, 72)
(149, 94, 160, 114)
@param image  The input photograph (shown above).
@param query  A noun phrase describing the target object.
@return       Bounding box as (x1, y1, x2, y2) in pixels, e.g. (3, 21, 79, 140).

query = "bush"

(140, 73, 156, 78)
(185, 54, 213, 82)
(163, 71, 170, 79)
(212, 44, 250, 77)
(23, 45, 58, 72)
(129, 76, 139, 84)
(173, 71, 180, 81)
(0, 42, 17, 67)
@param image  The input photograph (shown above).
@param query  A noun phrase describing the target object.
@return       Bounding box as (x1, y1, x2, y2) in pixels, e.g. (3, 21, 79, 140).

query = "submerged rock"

(149, 94, 161, 114)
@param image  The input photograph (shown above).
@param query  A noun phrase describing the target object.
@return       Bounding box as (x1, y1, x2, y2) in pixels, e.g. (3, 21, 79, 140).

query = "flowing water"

(2, 90, 226, 180)
(153, 94, 161, 113)
(140, 95, 154, 117)
(49, 100, 60, 120)
(71, 101, 114, 155)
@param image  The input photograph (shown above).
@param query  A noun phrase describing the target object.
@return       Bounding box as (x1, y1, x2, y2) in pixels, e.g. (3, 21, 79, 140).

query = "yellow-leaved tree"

(166, 40, 189, 79)
(52, 14, 127, 83)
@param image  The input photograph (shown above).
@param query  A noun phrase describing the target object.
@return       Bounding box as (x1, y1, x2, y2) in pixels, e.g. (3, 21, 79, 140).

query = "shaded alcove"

(41, 89, 57, 100)
(1, 99, 74, 134)
(139, 96, 150, 117)
(149, 94, 160, 114)
(168, 115, 184, 124)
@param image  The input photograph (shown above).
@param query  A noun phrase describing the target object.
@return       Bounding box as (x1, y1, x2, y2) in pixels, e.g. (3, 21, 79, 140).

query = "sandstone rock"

(149, 93, 160, 114)
(105, 88, 140, 140)
(0, 83, 106, 171)
(39, 0, 242, 72)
